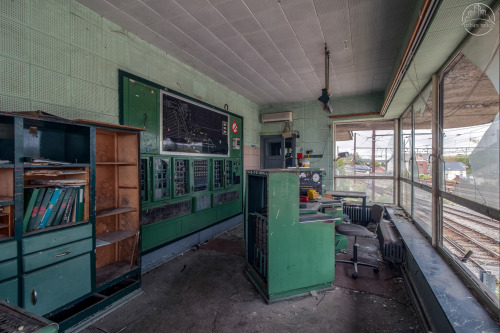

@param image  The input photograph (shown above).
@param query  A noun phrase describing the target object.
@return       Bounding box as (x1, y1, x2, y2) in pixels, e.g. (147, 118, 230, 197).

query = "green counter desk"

(245, 170, 336, 302)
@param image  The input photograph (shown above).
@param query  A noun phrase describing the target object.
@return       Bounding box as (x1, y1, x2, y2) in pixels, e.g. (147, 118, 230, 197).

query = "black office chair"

(335, 204, 385, 279)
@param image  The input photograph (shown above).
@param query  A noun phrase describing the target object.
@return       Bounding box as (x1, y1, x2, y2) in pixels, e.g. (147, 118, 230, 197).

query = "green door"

(123, 78, 159, 154)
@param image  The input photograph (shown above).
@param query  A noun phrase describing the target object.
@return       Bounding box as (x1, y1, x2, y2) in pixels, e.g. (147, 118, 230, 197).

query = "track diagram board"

(161, 91, 229, 155)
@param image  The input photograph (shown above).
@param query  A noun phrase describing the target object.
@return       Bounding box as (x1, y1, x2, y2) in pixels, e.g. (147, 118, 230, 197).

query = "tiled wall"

(243, 146, 260, 171)
(260, 93, 384, 190)
(0, 0, 261, 149)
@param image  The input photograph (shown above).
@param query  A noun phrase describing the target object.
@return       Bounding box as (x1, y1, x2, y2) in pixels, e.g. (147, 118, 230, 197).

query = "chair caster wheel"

(374, 268, 379, 274)
(352, 273, 358, 280)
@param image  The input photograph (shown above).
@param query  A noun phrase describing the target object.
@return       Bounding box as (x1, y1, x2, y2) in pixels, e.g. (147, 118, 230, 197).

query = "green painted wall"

(260, 93, 384, 190)
(0, 0, 260, 147)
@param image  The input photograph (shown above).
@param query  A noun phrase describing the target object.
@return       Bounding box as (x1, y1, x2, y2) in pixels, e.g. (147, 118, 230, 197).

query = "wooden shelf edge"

(76, 119, 146, 131)
(96, 207, 136, 218)
(95, 262, 140, 287)
(96, 162, 136, 165)
(96, 230, 138, 247)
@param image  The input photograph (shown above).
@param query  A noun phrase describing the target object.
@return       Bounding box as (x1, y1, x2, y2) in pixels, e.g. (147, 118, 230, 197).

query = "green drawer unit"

(0, 259, 17, 281)
(22, 223, 92, 255)
(0, 278, 18, 305)
(335, 233, 348, 253)
(23, 253, 92, 316)
(0, 240, 17, 261)
(23, 238, 93, 273)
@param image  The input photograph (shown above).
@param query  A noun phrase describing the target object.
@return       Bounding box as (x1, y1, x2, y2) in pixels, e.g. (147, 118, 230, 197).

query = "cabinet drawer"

(23, 253, 91, 316)
(22, 223, 92, 255)
(23, 238, 92, 273)
(0, 240, 17, 261)
(0, 278, 18, 305)
(0, 259, 17, 281)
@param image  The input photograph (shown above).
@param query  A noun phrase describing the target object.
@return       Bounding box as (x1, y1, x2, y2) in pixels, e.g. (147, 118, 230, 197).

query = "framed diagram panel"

(161, 91, 229, 156)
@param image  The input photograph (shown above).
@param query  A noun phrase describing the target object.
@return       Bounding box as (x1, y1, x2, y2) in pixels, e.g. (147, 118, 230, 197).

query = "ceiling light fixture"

(318, 43, 333, 114)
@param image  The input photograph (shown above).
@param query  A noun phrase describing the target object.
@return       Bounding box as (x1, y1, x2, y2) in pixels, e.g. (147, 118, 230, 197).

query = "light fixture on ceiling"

(318, 43, 333, 114)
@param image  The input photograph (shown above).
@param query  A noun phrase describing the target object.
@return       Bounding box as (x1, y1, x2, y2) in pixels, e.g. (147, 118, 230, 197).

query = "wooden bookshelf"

(94, 128, 140, 286)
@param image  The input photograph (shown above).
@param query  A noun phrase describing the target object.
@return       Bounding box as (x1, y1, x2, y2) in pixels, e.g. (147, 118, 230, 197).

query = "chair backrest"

(370, 204, 384, 225)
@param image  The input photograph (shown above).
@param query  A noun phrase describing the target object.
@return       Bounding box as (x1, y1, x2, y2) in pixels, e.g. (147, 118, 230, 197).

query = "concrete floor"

(80, 224, 422, 333)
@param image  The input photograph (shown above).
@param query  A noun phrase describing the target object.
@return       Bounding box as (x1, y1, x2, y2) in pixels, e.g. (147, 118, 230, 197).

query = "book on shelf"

(52, 188, 72, 226)
(23, 188, 40, 232)
(71, 192, 77, 222)
(26, 187, 46, 231)
(77, 185, 84, 221)
(61, 188, 76, 224)
(32, 188, 54, 230)
(45, 188, 66, 227)
(38, 188, 62, 229)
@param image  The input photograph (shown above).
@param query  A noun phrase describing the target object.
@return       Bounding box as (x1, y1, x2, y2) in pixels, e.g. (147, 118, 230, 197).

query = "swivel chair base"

(335, 236, 379, 280)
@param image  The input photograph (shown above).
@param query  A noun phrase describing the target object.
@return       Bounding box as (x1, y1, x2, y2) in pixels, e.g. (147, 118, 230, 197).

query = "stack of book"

(23, 186, 85, 233)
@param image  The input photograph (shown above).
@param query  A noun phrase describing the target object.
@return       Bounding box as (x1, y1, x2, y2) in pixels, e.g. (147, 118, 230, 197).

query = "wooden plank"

(96, 162, 135, 165)
(96, 230, 137, 247)
(96, 207, 136, 218)
(75, 119, 145, 131)
(96, 261, 139, 286)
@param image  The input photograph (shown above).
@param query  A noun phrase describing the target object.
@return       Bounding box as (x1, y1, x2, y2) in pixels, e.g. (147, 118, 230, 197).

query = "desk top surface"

(325, 190, 367, 198)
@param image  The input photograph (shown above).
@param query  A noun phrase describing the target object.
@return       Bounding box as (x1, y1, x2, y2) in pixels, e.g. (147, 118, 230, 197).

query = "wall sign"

(232, 121, 238, 134)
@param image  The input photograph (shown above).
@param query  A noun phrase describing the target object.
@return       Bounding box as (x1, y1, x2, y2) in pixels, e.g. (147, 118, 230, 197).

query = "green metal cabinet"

(0, 278, 18, 305)
(122, 77, 160, 154)
(119, 74, 244, 253)
(22, 253, 92, 315)
(0, 112, 142, 331)
(0, 240, 18, 305)
(245, 170, 336, 302)
(153, 157, 171, 201)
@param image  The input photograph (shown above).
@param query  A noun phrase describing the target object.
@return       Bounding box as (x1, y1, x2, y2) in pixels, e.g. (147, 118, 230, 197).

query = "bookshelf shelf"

(96, 207, 136, 218)
(96, 230, 137, 247)
(96, 162, 135, 166)
(23, 163, 91, 168)
(0, 196, 14, 203)
(96, 262, 139, 287)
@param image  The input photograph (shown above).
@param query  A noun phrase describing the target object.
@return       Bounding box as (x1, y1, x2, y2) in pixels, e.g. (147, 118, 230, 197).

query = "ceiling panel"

(77, 0, 418, 105)
(190, 6, 227, 28)
(143, 0, 186, 19)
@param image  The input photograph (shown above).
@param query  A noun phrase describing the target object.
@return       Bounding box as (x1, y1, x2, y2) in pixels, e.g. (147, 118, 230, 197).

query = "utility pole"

(353, 133, 357, 175)
(371, 130, 376, 200)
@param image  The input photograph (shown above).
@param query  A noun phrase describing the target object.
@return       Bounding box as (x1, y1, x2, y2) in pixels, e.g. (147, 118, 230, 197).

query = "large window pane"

(441, 22, 499, 307)
(442, 201, 499, 300)
(401, 109, 413, 179)
(442, 47, 499, 210)
(413, 187, 432, 237)
(401, 181, 412, 214)
(335, 121, 394, 177)
(335, 178, 394, 204)
(414, 85, 433, 185)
